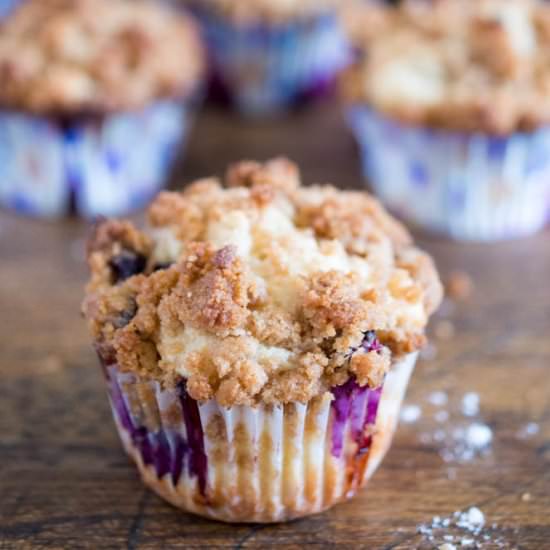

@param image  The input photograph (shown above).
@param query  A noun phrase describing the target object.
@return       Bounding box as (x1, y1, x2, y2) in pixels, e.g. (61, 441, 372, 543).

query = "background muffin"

(0, 0, 204, 218)
(82, 158, 442, 522)
(342, 0, 550, 241)
(184, 0, 351, 115)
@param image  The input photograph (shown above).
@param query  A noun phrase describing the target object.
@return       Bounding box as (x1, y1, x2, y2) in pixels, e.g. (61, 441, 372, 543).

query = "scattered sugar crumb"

(517, 422, 539, 439)
(401, 404, 422, 424)
(416, 391, 492, 463)
(461, 507, 485, 528)
(429, 391, 449, 407)
(437, 422, 492, 463)
(435, 320, 456, 340)
(461, 393, 480, 417)
(445, 270, 473, 301)
(465, 423, 493, 449)
(521, 493, 531, 502)
(417, 506, 509, 548)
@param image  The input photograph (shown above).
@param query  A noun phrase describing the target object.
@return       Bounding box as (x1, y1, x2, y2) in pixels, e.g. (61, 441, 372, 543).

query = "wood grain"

(1, 103, 549, 549)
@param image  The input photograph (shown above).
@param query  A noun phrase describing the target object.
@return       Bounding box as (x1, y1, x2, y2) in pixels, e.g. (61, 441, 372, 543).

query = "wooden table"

(1, 104, 549, 549)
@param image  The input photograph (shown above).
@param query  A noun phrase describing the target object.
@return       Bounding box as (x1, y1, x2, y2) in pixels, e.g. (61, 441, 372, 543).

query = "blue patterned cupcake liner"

(99, 349, 417, 522)
(347, 106, 550, 241)
(192, 8, 350, 115)
(0, 100, 192, 218)
(0, 0, 19, 18)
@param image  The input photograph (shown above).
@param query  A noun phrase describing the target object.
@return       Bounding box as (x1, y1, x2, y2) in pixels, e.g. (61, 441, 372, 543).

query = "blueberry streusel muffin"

(82, 158, 442, 522)
(0, 0, 204, 218)
(342, 0, 550, 240)
(183, 0, 350, 114)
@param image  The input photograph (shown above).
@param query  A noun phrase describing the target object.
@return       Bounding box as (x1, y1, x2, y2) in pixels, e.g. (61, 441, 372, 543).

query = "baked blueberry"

(109, 250, 147, 283)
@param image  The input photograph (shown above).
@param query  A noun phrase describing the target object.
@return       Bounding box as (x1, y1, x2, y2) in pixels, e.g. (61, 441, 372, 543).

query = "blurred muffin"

(82, 158, 442, 522)
(183, 0, 351, 115)
(342, 0, 550, 240)
(0, 0, 204, 218)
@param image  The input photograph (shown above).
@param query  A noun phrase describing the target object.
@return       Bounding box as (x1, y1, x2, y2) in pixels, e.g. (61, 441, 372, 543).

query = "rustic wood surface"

(1, 104, 549, 549)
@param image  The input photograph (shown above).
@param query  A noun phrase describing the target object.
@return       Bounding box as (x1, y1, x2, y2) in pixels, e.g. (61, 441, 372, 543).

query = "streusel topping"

(83, 158, 442, 407)
(343, 0, 550, 134)
(0, 0, 204, 115)
(186, 0, 342, 24)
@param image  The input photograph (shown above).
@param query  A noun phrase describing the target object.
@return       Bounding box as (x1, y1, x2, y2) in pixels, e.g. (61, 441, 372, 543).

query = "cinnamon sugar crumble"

(83, 158, 442, 406)
(0, 0, 204, 115)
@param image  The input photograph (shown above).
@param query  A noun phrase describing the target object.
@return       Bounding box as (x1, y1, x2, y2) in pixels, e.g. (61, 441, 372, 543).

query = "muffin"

(342, 0, 550, 241)
(183, 0, 351, 115)
(82, 158, 442, 522)
(0, 0, 204, 218)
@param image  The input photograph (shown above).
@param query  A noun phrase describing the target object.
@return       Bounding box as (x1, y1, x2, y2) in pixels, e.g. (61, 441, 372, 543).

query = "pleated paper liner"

(346, 106, 550, 241)
(104, 352, 417, 522)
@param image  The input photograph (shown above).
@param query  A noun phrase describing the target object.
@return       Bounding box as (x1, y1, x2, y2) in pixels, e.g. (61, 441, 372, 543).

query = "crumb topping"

(83, 158, 442, 406)
(186, 0, 344, 25)
(342, 0, 550, 134)
(0, 0, 204, 114)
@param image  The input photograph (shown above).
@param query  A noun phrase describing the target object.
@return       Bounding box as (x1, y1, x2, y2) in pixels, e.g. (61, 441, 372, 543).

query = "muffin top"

(187, 0, 341, 25)
(83, 158, 442, 407)
(343, 0, 550, 134)
(0, 0, 204, 115)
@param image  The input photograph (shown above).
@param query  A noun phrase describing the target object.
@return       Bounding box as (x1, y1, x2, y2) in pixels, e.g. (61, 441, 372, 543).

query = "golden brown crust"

(0, 0, 205, 114)
(161, 243, 262, 336)
(294, 188, 412, 254)
(395, 247, 444, 316)
(342, 0, 550, 134)
(83, 158, 442, 406)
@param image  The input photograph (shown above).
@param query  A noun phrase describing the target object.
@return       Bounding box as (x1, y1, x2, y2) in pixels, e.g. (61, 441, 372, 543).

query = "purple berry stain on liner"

(178, 381, 208, 496)
(330, 331, 384, 458)
(107, 371, 208, 495)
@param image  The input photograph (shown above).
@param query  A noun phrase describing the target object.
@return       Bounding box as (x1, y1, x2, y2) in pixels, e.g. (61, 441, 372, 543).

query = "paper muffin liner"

(0, 100, 193, 218)
(101, 352, 417, 522)
(191, 7, 350, 115)
(346, 106, 550, 241)
(0, 0, 19, 18)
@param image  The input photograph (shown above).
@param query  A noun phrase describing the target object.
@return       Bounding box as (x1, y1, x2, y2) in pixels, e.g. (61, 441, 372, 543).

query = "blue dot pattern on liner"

(410, 160, 429, 187)
(0, 101, 190, 218)
(192, 7, 350, 115)
(346, 105, 550, 241)
(0, 0, 19, 18)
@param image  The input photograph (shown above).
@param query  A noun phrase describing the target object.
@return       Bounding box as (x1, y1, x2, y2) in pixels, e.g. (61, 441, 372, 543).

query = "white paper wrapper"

(103, 352, 417, 522)
(347, 106, 550, 241)
(0, 100, 191, 218)
(193, 8, 350, 115)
